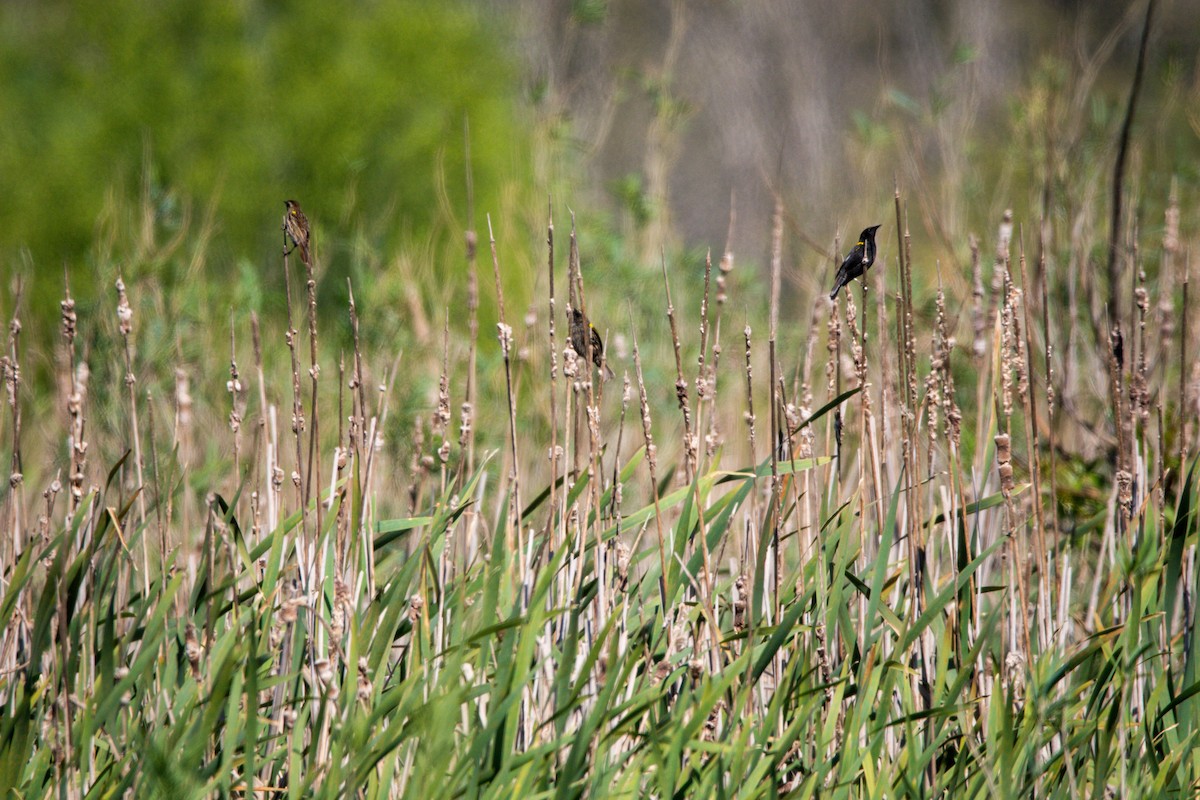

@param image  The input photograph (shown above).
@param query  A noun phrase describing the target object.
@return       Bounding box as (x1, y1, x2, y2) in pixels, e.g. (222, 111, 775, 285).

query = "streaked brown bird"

(569, 308, 615, 381)
(829, 224, 882, 300)
(282, 199, 311, 264)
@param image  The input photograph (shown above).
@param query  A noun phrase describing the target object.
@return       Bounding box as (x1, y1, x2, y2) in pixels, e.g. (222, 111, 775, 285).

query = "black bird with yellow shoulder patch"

(829, 224, 882, 300)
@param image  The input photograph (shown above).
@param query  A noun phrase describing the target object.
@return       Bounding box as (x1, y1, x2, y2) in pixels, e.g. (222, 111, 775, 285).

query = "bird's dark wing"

(829, 247, 865, 299)
(829, 264, 849, 299)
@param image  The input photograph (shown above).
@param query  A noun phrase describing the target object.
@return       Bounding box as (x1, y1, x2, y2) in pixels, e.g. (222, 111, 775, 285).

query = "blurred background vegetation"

(3, 0, 1197, 310)
(0, 0, 529, 348)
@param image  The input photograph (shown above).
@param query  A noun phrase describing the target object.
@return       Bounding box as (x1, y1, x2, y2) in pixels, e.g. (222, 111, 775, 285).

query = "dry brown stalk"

(765, 195, 784, 705)
(660, 249, 695, 483)
(250, 312, 273, 538)
(60, 276, 88, 520)
(564, 213, 607, 612)
(487, 214, 524, 582)
(705, 323, 722, 461)
(144, 387, 169, 604)
(114, 277, 150, 599)
(333, 352, 348, 573)
(743, 323, 757, 463)
(715, 192, 735, 313)
(567, 215, 584, 481)
(892, 187, 915, 550)
(873, 266, 893, 485)
(610, 376, 631, 540)
(684, 249, 718, 636)
(2, 296, 26, 679)
(631, 325, 668, 614)
(1181, 250, 1192, 468)
(281, 236, 311, 581)
(1037, 222, 1062, 607)
(464, 122, 479, 475)
(303, 258, 323, 528)
(970, 235, 986, 361)
(546, 201, 561, 551)
(1018, 240, 1050, 652)
(998, 253, 1034, 660)
(345, 280, 368, 579)
(228, 321, 243, 476)
(434, 312, 452, 489)
(902, 206, 920, 539)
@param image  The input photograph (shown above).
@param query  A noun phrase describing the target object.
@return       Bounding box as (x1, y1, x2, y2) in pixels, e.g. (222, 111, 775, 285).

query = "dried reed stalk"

(487, 214, 524, 583)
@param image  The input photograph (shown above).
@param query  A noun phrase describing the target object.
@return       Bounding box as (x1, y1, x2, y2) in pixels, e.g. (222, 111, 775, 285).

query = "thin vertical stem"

(546, 199, 560, 551)
(487, 215, 524, 584)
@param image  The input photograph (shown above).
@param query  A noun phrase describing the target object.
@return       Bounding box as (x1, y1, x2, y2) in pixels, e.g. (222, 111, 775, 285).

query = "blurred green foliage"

(0, 0, 528, 314)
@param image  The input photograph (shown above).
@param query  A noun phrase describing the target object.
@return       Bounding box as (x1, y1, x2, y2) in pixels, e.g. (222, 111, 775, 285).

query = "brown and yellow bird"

(282, 199, 311, 264)
(569, 308, 615, 381)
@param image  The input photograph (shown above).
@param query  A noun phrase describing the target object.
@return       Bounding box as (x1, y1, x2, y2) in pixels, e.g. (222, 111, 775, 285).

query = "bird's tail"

(829, 269, 846, 300)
